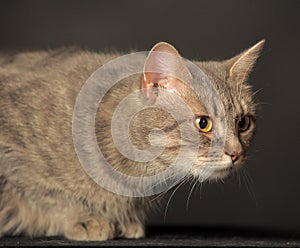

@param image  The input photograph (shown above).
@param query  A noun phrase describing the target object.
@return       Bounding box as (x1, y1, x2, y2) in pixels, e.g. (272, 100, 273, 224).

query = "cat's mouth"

(208, 156, 244, 180)
(189, 153, 245, 181)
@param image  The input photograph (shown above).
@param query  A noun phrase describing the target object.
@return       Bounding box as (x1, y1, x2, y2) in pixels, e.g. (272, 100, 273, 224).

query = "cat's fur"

(0, 41, 264, 240)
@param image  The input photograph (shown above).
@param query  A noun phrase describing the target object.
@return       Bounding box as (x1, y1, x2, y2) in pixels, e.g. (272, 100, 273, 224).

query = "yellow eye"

(238, 116, 251, 132)
(195, 116, 213, 133)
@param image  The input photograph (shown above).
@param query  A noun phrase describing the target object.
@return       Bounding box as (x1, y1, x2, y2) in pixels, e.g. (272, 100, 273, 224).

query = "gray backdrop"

(1, 0, 299, 233)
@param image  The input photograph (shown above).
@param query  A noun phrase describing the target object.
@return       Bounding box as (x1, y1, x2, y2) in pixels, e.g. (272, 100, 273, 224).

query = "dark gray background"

(1, 0, 299, 233)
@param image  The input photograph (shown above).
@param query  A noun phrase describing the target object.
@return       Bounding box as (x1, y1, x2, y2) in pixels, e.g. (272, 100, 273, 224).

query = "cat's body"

(0, 41, 264, 240)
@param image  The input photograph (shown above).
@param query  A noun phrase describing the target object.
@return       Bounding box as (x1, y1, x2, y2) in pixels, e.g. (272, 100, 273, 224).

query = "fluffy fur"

(0, 41, 264, 240)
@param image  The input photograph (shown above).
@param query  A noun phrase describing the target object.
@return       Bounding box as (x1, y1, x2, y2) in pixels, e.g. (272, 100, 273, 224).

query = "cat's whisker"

(186, 177, 198, 211)
(252, 148, 264, 154)
(240, 167, 257, 203)
(156, 174, 182, 191)
(245, 156, 256, 161)
(148, 173, 187, 203)
(256, 101, 271, 106)
(252, 87, 263, 97)
(241, 169, 251, 196)
(197, 181, 204, 200)
(149, 190, 169, 203)
(148, 177, 179, 202)
(244, 166, 255, 187)
(231, 167, 242, 189)
(163, 177, 189, 221)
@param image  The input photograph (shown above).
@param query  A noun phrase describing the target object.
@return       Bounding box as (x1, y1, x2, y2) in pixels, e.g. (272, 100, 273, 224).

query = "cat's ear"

(142, 42, 192, 103)
(227, 40, 265, 83)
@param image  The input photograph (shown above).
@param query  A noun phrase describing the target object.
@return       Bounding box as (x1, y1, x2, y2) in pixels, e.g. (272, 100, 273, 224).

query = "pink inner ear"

(141, 42, 192, 103)
(141, 72, 163, 100)
(142, 71, 188, 103)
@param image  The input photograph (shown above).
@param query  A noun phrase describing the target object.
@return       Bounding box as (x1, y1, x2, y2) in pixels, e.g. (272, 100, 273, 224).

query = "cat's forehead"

(192, 61, 255, 118)
(217, 80, 254, 118)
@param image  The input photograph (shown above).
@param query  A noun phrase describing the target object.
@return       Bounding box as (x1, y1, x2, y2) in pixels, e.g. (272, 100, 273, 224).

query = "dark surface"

(0, 0, 300, 236)
(1, 226, 300, 247)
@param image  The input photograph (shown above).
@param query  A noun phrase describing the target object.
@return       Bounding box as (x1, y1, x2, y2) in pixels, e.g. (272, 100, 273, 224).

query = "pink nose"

(230, 154, 238, 163)
(226, 152, 242, 163)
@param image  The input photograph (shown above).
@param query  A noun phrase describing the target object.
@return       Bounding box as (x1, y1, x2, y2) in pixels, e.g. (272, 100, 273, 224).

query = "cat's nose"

(224, 139, 243, 163)
(225, 151, 242, 163)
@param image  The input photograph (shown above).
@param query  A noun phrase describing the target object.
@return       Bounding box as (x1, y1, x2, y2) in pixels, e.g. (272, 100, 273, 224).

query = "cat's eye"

(238, 116, 251, 132)
(195, 116, 213, 133)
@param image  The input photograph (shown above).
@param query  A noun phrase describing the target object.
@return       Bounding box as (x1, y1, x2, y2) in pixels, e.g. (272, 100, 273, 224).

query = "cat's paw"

(64, 217, 115, 241)
(119, 222, 145, 239)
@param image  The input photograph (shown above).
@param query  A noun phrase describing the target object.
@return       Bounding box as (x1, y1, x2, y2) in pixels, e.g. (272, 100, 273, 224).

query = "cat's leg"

(0, 176, 115, 240)
(0, 176, 65, 238)
(117, 221, 145, 239)
(64, 216, 116, 241)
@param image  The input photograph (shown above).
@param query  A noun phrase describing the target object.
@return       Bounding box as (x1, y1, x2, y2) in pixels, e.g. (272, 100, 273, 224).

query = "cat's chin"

(189, 162, 233, 182)
(208, 161, 244, 181)
(208, 167, 231, 181)
(190, 154, 234, 181)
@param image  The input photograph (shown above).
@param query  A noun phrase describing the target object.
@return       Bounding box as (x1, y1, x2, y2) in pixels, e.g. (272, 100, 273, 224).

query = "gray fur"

(0, 41, 264, 240)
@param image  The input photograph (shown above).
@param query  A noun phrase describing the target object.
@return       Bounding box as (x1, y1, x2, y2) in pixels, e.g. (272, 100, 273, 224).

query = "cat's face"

(188, 61, 257, 180)
(138, 41, 264, 181)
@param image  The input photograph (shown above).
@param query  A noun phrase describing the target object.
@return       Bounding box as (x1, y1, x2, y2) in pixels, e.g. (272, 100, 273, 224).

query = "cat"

(0, 40, 265, 240)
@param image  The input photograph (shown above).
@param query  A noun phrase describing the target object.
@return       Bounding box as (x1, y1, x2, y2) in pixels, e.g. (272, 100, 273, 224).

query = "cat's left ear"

(227, 40, 265, 83)
(142, 42, 192, 103)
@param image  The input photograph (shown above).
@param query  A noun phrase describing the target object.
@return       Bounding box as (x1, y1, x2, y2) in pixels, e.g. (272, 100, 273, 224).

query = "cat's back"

(0, 47, 121, 113)
(0, 47, 119, 94)
(0, 47, 120, 175)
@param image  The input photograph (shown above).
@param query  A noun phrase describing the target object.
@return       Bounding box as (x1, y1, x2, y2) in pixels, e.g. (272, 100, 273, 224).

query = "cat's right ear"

(226, 40, 265, 84)
(141, 42, 192, 103)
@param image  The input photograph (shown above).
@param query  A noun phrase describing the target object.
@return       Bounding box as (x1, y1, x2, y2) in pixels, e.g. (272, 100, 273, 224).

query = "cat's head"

(138, 40, 265, 181)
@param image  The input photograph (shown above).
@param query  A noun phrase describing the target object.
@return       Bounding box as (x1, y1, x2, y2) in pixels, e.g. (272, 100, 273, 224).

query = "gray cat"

(0, 41, 264, 240)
